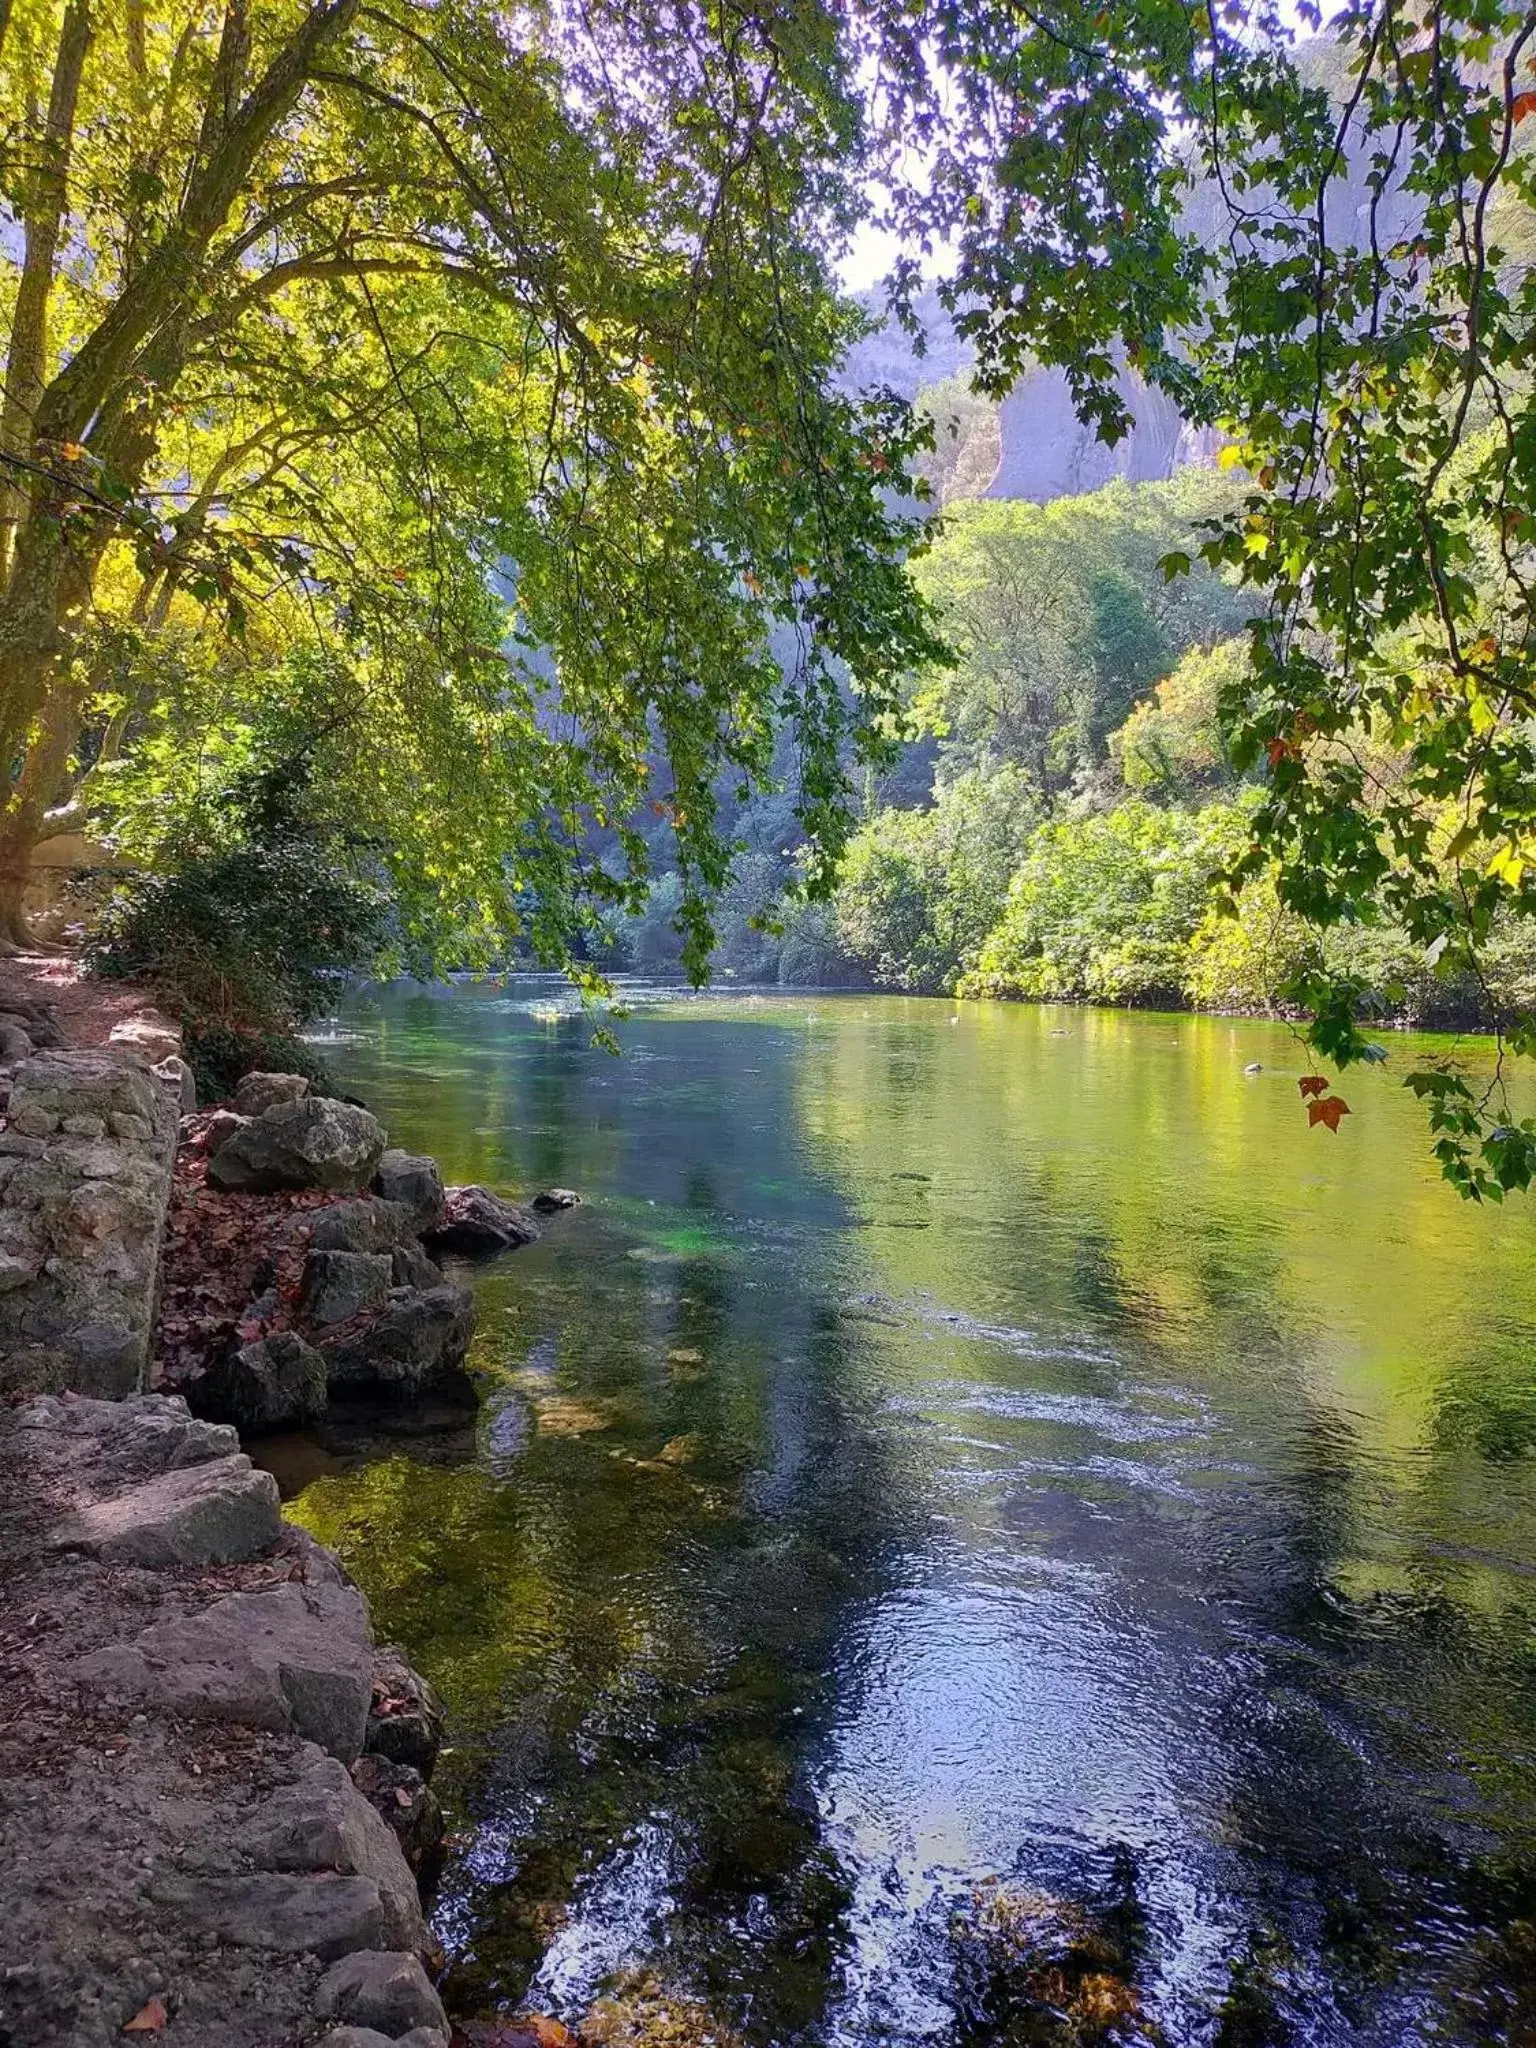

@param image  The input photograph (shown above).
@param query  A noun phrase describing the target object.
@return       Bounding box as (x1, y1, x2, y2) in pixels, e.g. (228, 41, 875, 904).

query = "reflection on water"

(272, 979, 1536, 2045)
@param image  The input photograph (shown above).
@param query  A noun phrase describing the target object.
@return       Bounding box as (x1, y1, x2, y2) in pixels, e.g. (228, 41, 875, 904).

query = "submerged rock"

(208, 1096, 388, 1194)
(531, 1186, 582, 1213)
(422, 1183, 539, 1256)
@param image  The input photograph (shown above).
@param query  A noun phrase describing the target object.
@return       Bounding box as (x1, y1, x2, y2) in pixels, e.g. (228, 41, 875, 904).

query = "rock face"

(0, 1048, 179, 1397)
(321, 1283, 476, 1396)
(373, 1150, 446, 1235)
(366, 1644, 446, 1778)
(234, 1069, 311, 1116)
(208, 1096, 388, 1195)
(423, 1183, 540, 1256)
(191, 1331, 329, 1435)
(0, 1388, 450, 2047)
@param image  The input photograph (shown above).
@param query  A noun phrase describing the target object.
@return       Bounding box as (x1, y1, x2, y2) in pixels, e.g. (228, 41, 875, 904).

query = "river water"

(272, 979, 1536, 2045)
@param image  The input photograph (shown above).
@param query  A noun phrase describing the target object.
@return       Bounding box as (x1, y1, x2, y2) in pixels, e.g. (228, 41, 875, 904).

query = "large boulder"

(301, 1250, 393, 1328)
(314, 1950, 448, 2042)
(310, 1197, 418, 1255)
(190, 1332, 329, 1435)
(422, 1184, 539, 1256)
(239, 1751, 426, 1953)
(234, 1069, 311, 1117)
(48, 1452, 281, 1567)
(321, 1284, 475, 1397)
(372, 1150, 446, 1235)
(74, 1580, 376, 1760)
(208, 1096, 388, 1195)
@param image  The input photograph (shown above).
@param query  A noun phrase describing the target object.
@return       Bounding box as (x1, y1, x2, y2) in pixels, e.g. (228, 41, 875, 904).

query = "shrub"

(86, 754, 391, 1076)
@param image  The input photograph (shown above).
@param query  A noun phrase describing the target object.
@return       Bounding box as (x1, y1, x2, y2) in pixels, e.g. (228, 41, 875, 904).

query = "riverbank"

(0, 965, 564, 2047)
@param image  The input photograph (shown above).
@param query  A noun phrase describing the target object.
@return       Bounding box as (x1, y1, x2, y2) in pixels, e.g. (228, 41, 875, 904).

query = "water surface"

(280, 982, 1536, 2045)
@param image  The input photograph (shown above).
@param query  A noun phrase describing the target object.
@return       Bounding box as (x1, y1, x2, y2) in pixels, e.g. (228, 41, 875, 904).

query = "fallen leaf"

(123, 1998, 167, 2033)
(1308, 1095, 1351, 1132)
(1298, 1075, 1330, 1098)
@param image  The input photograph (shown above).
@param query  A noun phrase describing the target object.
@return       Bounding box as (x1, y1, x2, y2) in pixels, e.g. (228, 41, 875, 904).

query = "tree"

(907, 476, 1245, 792)
(1115, 639, 1249, 799)
(0, 1, 944, 971)
(860, 0, 1536, 1196)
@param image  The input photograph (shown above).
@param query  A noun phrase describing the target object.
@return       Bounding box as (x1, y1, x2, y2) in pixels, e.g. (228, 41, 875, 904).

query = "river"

(267, 979, 1536, 2046)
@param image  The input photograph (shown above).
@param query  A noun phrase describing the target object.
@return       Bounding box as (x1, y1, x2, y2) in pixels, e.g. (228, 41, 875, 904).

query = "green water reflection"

(273, 982, 1536, 2046)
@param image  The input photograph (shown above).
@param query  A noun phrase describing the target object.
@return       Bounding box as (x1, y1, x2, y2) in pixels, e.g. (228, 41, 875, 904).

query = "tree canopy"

(0, 0, 943, 975)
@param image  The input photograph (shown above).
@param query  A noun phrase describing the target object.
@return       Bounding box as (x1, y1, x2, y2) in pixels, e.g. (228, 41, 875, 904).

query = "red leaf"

(1298, 1075, 1330, 1098)
(123, 1999, 167, 2033)
(1514, 89, 1536, 121)
(1265, 736, 1295, 767)
(1308, 1095, 1351, 1132)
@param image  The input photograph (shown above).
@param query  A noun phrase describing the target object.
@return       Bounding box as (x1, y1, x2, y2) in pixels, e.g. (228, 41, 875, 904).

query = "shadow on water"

(266, 980, 1536, 2046)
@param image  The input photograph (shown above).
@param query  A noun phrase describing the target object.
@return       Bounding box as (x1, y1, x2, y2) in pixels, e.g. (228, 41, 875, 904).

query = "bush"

(181, 1022, 337, 1106)
(86, 755, 391, 1072)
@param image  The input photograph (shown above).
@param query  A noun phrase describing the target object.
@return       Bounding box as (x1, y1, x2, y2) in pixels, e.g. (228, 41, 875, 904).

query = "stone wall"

(0, 1049, 180, 1398)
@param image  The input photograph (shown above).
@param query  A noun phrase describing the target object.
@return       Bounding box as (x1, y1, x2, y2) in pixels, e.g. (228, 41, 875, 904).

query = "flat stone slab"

(49, 1451, 281, 1567)
(178, 1870, 390, 1962)
(75, 1581, 376, 1760)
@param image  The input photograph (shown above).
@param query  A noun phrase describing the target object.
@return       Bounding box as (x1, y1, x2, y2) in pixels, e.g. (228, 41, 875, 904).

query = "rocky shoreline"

(0, 977, 569, 2047)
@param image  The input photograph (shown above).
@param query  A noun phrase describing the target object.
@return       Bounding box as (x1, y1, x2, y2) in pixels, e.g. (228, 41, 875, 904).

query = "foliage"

(834, 765, 1037, 992)
(960, 798, 1258, 1006)
(85, 751, 391, 1055)
(859, 0, 1536, 1192)
(1114, 639, 1248, 799)
(0, 0, 946, 976)
(909, 477, 1247, 792)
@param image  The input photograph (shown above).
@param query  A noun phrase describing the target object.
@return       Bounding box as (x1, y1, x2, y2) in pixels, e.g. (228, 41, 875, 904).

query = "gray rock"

(0, 1021, 35, 1064)
(350, 1754, 445, 1873)
(191, 1332, 329, 1434)
(239, 1751, 426, 1952)
(75, 1581, 376, 1760)
(209, 1097, 388, 1195)
(302, 1250, 393, 1328)
(152, 1053, 197, 1112)
(180, 1871, 389, 1961)
(315, 2032, 398, 2048)
(365, 1644, 446, 1778)
(372, 1150, 446, 1234)
(389, 1240, 444, 1291)
(49, 1452, 281, 1567)
(310, 1198, 418, 1255)
(204, 1108, 251, 1156)
(422, 1184, 539, 1256)
(531, 1187, 582, 1213)
(234, 1069, 311, 1116)
(321, 1284, 475, 1397)
(31, 1390, 241, 1481)
(314, 1950, 448, 2040)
